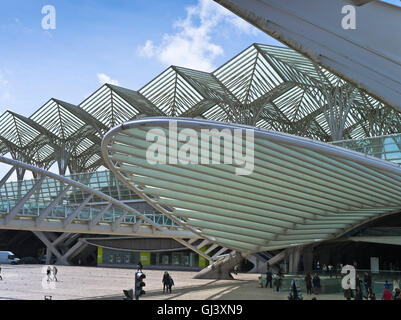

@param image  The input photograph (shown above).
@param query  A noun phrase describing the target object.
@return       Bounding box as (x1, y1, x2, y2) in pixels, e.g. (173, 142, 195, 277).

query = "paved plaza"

(0, 265, 344, 300)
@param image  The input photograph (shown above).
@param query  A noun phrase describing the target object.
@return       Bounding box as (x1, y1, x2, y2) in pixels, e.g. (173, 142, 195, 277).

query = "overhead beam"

(214, 0, 401, 112)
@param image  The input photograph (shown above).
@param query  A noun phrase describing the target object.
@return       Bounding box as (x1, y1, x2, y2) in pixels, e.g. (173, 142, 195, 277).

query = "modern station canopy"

(102, 118, 401, 253)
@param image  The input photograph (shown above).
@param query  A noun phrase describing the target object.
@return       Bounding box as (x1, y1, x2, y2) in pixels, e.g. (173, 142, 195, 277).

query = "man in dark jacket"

(312, 274, 321, 295)
(265, 269, 273, 288)
(162, 271, 170, 294)
(305, 272, 312, 295)
(363, 271, 372, 292)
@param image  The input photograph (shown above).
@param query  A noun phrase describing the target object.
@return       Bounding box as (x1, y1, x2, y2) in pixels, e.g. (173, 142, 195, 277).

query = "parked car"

(0, 251, 21, 264)
(21, 256, 40, 264)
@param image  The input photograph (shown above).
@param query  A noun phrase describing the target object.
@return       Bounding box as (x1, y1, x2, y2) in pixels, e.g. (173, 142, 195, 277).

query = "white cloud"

(137, 0, 259, 72)
(97, 73, 119, 86)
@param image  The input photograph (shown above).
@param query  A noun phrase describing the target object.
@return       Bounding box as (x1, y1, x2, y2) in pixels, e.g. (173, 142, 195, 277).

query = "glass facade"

(0, 170, 175, 226)
(98, 247, 200, 269)
(332, 133, 401, 164)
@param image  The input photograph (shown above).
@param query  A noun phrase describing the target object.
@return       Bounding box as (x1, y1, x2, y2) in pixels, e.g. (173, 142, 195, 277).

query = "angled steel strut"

(214, 0, 401, 112)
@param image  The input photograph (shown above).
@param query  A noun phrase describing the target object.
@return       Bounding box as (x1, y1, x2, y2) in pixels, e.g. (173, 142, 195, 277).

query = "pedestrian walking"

(304, 272, 312, 295)
(162, 271, 170, 293)
(312, 273, 320, 295)
(53, 266, 58, 282)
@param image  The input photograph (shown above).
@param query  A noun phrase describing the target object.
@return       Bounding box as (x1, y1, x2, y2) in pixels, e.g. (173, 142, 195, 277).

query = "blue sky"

(0, 0, 280, 117)
(0, 0, 400, 117)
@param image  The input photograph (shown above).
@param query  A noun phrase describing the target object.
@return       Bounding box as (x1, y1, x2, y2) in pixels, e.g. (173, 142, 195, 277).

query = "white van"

(0, 251, 20, 264)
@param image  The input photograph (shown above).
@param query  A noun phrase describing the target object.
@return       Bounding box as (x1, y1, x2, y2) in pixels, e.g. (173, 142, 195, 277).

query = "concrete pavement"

(0, 265, 344, 300)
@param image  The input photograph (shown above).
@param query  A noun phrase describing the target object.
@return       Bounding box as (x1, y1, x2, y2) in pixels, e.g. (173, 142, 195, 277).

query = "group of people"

(304, 273, 321, 295)
(343, 272, 401, 300)
(315, 262, 335, 278)
(136, 262, 175, 294)
(263, 268, 285, 292)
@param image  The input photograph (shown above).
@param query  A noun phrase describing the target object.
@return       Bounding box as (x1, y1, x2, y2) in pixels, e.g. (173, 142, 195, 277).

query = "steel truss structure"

(1, 44, 400, 177)
(0, 155, 236, 263)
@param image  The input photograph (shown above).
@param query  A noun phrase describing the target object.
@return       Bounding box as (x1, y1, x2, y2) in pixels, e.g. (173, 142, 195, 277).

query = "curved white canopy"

(102, 118, 401, 253)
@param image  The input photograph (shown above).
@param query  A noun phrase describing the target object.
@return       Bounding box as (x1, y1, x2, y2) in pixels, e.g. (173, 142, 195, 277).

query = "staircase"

(174, 237, 233, 263)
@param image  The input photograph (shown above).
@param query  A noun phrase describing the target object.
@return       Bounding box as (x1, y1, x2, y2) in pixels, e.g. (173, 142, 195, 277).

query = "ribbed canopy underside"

(102, 118, 401, 253)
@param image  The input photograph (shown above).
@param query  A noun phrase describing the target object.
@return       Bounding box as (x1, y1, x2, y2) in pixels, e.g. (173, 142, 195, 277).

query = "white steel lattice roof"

(1, 44, 400, 173)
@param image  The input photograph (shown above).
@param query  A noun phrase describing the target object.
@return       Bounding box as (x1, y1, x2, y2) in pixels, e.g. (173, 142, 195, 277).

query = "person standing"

(137, 261, 143, 272)
(265, 268, 273, 289)
(312, 273, 321, 295)
(162, 271, 170, 294)
(304, 272, 312, 295)
(384, 280, 391, 290)
(53, 266, 58, 282)
(363, 271, 372, 292)
(322, 264, 327, 276)
(382, 285, 393, 300)
(274, 273, 281, 292)
(0, 267, 2, 280)
(168, 275, 174, 294)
